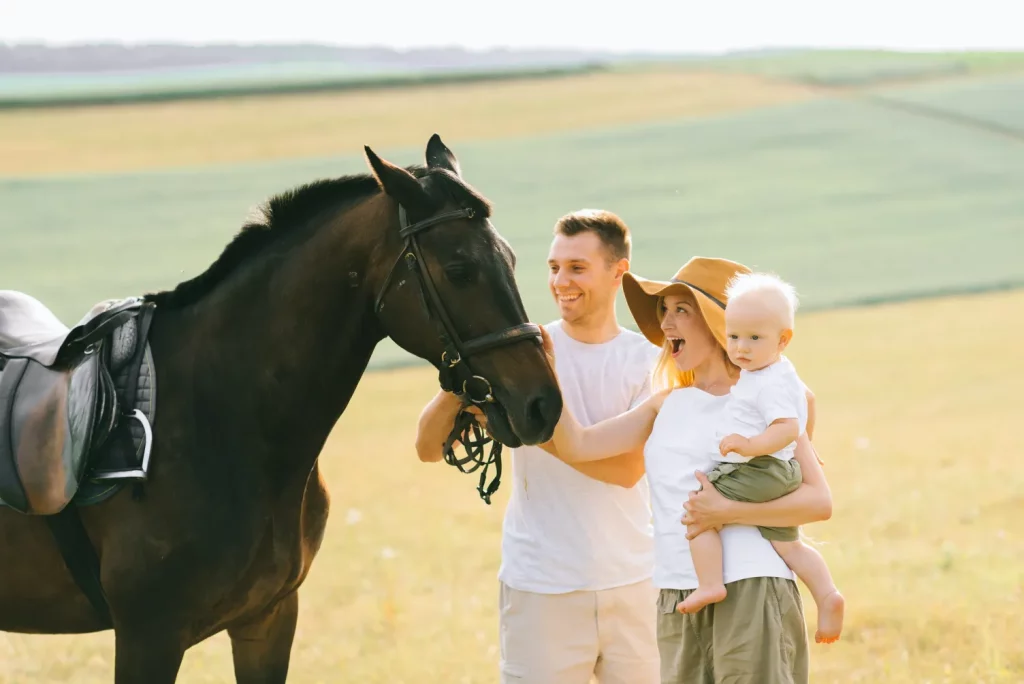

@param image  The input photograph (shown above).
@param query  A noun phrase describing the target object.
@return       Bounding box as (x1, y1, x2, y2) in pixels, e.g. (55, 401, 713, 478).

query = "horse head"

(365, 135, 562, 448)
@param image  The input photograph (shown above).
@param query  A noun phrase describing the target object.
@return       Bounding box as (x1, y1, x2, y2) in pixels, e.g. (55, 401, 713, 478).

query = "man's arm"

(415, 390, 463, 463)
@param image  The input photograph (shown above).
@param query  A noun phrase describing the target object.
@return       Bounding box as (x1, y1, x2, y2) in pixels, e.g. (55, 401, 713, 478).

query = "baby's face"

(725, 293, 791, 371)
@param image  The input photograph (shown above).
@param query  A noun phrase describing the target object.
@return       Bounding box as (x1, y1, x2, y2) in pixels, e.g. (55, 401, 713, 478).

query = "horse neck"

(150, 195, 396, 481)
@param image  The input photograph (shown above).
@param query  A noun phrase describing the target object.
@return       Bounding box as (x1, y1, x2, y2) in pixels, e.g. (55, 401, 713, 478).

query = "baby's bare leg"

(677, 526, 728, 614)
(772, 539, 845, 643)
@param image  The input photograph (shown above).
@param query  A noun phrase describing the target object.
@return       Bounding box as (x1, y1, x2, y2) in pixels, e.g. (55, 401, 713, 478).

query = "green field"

(4, 73, 1023, 369)
(690, 48, 1024, 85)
(0, 63, 605, 109)
(869, 71, 1024, 135)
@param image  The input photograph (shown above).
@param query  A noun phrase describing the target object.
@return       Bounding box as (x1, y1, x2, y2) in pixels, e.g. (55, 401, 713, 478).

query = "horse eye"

(444, 262, 477, 285)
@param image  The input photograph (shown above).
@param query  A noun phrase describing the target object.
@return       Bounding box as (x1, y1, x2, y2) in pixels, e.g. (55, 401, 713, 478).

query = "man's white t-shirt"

(715, 355, 808, 465)
(498, 320, 660, 594)
(646, 388, 796, 590)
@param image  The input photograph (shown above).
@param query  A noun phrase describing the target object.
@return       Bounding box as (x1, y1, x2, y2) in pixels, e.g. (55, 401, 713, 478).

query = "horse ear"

(425, 133, 461, 176)
(364, 145, 433, 213)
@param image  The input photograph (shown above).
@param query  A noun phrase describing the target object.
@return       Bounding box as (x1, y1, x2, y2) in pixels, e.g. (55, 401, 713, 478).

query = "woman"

(546, 256, 832, 683)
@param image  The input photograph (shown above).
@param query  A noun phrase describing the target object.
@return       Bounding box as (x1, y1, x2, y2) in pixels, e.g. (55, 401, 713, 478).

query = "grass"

(4, 74, 1023, 368)
(1, 287, 1021, 683)
(0, 64, 607, 110)
(0, 69, 815, 177)
(691, 49, 1024, 86)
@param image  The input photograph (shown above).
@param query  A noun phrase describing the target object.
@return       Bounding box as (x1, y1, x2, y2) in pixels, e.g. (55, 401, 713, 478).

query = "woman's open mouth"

(669, 337, 684, 356)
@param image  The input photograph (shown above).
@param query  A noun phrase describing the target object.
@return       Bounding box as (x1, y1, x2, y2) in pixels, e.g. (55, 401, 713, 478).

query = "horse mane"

(144, 165, 491, 309)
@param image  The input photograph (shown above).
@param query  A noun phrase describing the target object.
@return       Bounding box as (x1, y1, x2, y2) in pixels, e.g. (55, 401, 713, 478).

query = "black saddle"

(0, 291, 156, 515)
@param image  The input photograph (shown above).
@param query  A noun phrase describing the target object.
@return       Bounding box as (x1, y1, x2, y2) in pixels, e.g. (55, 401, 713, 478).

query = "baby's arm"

(720, 419, 799, 457)
(719, 379, 804, 458)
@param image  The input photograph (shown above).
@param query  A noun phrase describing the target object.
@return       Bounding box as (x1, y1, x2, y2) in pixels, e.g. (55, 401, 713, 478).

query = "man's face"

(546, 231, 626, 325)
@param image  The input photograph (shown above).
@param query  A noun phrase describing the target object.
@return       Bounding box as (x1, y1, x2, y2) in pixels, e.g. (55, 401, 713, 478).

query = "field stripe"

(0, 64, 603, 110)
(4, 86, 1022, 370)
(0, 70, 815, 177)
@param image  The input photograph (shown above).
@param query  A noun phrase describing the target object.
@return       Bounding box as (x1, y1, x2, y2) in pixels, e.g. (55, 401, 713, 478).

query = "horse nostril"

(525, 387, 563, 430)
(526, 395, 547, 430)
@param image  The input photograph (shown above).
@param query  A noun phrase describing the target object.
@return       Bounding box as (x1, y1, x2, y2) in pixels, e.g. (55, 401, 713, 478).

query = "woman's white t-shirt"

(645, 387, 796, 590)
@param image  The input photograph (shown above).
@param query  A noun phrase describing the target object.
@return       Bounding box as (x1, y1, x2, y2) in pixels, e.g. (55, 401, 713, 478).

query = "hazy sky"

(2, 0, 1021, 53)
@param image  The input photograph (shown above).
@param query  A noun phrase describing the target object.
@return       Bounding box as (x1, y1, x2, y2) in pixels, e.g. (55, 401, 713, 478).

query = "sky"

(2, 0, 1022, 54)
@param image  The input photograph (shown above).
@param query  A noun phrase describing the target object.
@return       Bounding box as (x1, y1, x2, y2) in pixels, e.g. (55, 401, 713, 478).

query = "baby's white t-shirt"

(716, 355, 808, 464)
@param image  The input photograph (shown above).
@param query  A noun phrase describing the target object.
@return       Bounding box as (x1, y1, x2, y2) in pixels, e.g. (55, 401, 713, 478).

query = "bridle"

(374, 203, 542, 503)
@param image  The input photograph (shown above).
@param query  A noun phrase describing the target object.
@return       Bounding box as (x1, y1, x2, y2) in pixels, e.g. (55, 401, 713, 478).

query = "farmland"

(3, 70, 1023, 368)
(2, 51, 1023, 682)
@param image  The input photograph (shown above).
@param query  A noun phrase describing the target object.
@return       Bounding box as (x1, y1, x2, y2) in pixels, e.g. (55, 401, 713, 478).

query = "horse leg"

(228, 591, 300, 684)
(113, 629, 185, 684)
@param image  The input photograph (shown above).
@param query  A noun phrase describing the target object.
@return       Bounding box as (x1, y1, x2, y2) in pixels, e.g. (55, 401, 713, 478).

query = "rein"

(375, 203, 541, 503)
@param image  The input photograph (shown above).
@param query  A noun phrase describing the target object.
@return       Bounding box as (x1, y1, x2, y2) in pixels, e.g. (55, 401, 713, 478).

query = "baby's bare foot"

(676, 585, 727, 614)
(815, 590, 845, 644)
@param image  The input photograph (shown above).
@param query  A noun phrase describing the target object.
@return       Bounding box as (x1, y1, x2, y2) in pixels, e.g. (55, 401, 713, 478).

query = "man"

(416, 210, 661, 683)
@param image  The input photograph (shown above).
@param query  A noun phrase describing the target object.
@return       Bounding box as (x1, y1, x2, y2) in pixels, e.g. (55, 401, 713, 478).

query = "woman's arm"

(414, 390, 464, 462)
(538, 439, 647, 488)
(550, 391, 666, 463)
(681, 433, 832, 538)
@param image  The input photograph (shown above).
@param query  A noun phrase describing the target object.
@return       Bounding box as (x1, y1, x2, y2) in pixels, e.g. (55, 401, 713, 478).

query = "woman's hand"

(681, 471, 734, 539)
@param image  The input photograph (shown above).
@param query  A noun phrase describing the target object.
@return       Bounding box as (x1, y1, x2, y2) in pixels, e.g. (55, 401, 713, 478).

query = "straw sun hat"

(622, 256, 752, 350)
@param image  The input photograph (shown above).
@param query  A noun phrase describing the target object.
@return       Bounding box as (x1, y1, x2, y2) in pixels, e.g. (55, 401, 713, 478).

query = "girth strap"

(45, 506, 113, 627)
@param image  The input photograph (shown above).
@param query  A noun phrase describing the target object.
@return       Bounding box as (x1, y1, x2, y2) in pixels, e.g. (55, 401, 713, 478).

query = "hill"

(0, 42, 673, 74)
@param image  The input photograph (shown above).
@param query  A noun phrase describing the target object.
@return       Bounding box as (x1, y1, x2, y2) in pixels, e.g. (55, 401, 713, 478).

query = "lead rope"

(441, 408, 503, 505)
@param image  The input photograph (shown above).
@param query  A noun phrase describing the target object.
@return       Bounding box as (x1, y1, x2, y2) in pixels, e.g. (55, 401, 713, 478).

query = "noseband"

(375, 203, 542, 503)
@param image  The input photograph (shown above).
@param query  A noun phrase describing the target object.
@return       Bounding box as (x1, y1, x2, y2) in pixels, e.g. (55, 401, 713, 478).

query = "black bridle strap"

(392, 205, 542, 361)
(373, 200, 544, 504)
(373, 206, 479, 314)
(461, 324, 542, 355)
(442, 409, 503, 504)
(399, 206, 476, 238)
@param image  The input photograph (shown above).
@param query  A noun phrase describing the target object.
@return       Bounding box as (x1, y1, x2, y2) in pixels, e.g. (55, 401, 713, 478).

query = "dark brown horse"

(0, 135, 562, 682)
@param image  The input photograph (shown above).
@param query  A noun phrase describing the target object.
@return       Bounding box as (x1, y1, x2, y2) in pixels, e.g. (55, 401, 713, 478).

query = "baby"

(677, 272, 845, 645)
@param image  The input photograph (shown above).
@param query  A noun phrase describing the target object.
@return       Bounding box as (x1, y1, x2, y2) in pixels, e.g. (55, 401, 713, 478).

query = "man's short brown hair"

(553, 209, 632, 262)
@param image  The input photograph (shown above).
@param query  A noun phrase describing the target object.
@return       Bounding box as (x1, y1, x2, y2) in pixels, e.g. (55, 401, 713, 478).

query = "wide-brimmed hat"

(623, 256, 752, 349)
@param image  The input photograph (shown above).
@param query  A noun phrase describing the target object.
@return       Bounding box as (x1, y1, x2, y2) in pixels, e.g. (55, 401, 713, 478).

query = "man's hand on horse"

(464, 404, 488, 429)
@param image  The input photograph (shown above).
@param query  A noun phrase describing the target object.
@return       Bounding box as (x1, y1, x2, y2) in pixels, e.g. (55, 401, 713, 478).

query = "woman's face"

(660, 292, 719, 372)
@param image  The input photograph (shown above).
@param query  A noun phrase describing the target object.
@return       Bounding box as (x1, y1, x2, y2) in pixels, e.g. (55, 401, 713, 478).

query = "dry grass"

(0, 69, 815, 177)
(2, 288, 1022, 683)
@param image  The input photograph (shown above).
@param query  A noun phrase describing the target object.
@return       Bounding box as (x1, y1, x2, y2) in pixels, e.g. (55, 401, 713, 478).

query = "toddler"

(677, 272, 845, 645)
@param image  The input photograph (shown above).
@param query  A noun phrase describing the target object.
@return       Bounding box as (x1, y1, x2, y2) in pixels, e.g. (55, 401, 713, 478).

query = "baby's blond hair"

(724, 272, 799, 329)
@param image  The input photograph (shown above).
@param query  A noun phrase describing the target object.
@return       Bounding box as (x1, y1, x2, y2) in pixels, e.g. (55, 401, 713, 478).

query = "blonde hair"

(724, 272, 799, 328)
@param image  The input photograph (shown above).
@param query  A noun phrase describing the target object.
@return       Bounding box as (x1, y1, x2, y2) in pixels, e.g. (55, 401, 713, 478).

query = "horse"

(0, 134, 563, 682)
